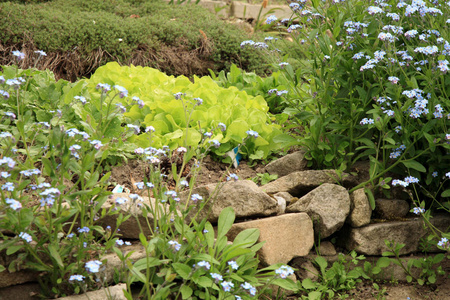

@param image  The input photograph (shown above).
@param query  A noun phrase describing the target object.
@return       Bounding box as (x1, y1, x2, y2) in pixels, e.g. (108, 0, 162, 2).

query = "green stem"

(349, 144, 432, 193)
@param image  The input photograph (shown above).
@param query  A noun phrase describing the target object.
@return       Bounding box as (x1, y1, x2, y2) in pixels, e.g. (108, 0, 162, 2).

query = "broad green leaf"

(441, 189, 450, 197)
(132, 257, 162, 271)
(217, 207, 235, 239)
(308, 291, 322, 300)
(85, 171, 100, 189)
(6, 245, 24, 256)
(191, 254, 220, 265)
(428, 275, 436, 284)
(204, 222, 215, 249)
(272, 133, 298, 147)
(180, 285, 193, 299)
(272, 278, 298, 291)
(164, 129, 184, 141)
(232, 228, 260, 247)
(314, 256, 328, 274)
(402, 160, 426, 172)
(372, 266, 382, 275)
(376, 257, 391, 268)
(364, 188, 376, 210)
(129, 265, 147, 283)
(172, 263, 192, 280)
(302, 278, 318, 289)
(197, 276, 213, 288)
(432, 253, 444, 263)
(222, 247, 252, 262)
(48, 244, 64, 269)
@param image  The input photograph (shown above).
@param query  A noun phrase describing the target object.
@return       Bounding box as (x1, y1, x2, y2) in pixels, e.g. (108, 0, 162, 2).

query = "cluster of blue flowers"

(39, 187, 61, 207)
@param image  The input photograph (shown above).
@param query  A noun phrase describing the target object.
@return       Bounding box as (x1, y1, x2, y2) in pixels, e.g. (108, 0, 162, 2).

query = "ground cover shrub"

(239, 0, 450, 265)
(0, 58, 298, 298)
(0, 0, 268, 81)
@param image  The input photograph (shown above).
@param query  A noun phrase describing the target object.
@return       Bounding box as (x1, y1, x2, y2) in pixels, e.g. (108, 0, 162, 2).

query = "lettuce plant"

(83, 62, 293, 161)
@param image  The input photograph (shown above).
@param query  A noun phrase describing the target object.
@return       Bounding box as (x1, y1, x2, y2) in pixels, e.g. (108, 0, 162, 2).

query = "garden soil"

(109, 156, 450, 300)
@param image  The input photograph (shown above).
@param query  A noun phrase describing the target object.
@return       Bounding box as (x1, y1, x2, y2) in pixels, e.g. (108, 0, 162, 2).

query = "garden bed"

(1, 0, 449, 299)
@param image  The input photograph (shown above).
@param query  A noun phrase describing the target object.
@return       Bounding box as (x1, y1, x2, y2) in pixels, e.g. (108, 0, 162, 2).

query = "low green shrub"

(0, 0, 268, 80)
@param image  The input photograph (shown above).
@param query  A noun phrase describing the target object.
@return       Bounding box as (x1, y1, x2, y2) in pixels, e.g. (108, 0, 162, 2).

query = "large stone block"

(374, 199, 410, 220)
(261, 170, 344, 196)
(180, 180, 278, 223)
(56, 284, 127, 300)
(347, 188, 371, 227)
(226, 213, 314, 265)
(265, 151, 308, 178)
(286, 183, 351, 238)
(341, 214, 450, 255)
(98, 193, 179, 239)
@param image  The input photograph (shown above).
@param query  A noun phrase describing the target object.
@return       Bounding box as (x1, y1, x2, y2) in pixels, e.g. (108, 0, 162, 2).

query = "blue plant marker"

(112, 185, 124, 193)
(225, 146, 242, 168)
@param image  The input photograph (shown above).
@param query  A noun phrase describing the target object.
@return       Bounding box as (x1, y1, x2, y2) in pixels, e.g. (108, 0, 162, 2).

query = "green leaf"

(48, 244, 64, 269)
(432, 253, 444, 264)
(364, 188, 376, 210)
(85, 171, 100, 189)
(197, 276, 213, 288)
(272, 133, 298, 147)
(132, 257, 162, 271)
(180, 285, 193, 299)
(308, 291, 322, 300)
(217, 207, 235, 240)
(222, 247, 252, 262)
(163, 129, 184, 141)
(428, 275, 436, 284)
(371, 266, 381, 275)
(402, 160, 426, 173)
(204, 222, 215, 249)
(172, 263, 192, 280)
(139, 233, 148, 248)
(314, 256, 328, 275)
(232, 228, 260, 247)
(441, 189, 450, 197)
(129, 265, 147, 283)
(191, 254, 220, 265)
(302, 278, 318, 290)
(272, 278, 298, 291)
(6, 245, 24, 256)
(376, 257, 391, 268)
(325, 153, 334, 162)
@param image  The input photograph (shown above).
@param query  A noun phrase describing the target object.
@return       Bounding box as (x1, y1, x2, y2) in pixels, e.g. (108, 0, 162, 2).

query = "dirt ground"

(108, 156, 450, 300)
(108, 155, 263, 193)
